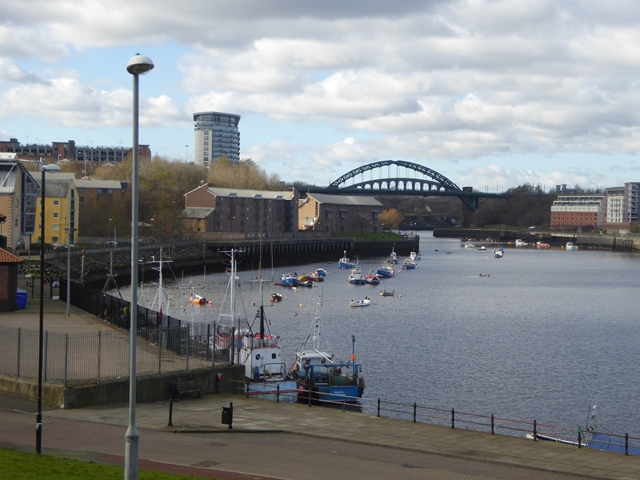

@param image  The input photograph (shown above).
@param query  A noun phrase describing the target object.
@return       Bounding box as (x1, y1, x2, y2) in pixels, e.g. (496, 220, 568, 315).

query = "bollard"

(451, 408, 455, 429)
(277, 384, 280, 403)
(578, 430, 582, 448)
(377, 397, 381, 417)
(625, 433, 629, 455)
(491, 414, 494, 435)
(533, 420, 537, 441)
(413, 403, 417, 423)
(167, 399, 173, 427)
(221, 402, 233, 429)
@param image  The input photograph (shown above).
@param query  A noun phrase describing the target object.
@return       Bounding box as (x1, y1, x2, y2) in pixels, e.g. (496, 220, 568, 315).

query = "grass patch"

(0, 448, 210, 479)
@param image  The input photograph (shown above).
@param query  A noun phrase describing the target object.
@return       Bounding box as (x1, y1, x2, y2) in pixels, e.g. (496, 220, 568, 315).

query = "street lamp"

(125, 52, 154, 480)
(36, 162, 60, 454)
(185, 144, 188, 163)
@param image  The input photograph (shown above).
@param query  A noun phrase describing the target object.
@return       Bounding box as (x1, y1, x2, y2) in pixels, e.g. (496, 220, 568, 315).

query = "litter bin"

(16, 288, 28, 310)
(221, 402, 233, 429)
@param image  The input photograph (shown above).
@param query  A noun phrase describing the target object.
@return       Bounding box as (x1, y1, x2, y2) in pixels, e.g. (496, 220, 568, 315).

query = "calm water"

(121, 233, 640, 436)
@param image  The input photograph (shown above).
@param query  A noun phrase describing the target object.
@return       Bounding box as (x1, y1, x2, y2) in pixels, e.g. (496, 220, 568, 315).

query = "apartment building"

(298, 193, 383, 234)
(192, 112, 241, 168)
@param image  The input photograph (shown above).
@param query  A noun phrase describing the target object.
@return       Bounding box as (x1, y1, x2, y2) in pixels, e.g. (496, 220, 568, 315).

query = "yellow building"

(35, 178, 79, 245)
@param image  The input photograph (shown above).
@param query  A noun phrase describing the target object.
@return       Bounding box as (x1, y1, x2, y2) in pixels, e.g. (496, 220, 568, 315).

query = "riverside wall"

(434, 228, 638, 252)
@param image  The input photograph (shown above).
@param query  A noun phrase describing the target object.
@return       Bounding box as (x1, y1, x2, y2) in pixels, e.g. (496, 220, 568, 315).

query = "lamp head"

(41, 164, 61, 173)
(127, 54, 154, 75)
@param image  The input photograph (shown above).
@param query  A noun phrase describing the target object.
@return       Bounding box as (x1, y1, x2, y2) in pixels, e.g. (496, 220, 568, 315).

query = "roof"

(0, 248, 23, 263)
(0, 160, 37, 194)
(35, 179, 73, 197)
(0, 153, 18, 160)
(46, 172, 77, 180)
(305, 193, 383, 207)
(180, 207, 215, 219)
(207, 187, 295, 200)
(74, 179, 124, 189)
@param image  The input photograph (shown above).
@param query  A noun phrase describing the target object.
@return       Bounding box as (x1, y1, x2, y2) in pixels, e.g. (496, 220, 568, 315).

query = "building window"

(53, 224, 59, 230)
(78, 188, 84, 193)
(80, 197, 84, 203)
(53, 212, 59, 218)
(97, 189, 102, 194)
(53, 200, 59, 206)
(107, 189, 113, 194)
(52, 236, 59, 243)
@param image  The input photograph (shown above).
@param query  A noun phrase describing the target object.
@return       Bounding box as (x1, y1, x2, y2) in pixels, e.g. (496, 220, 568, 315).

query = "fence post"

(186, 324, 190, 371)
(44, 332, 48, 383)
(413, 403, 417, 423)
(377, 397, 380, 417)
(491, 414, 495, 434)
(167, 399, 173, 427)
(64, 333, 69, 389)
(625, 433, 629, 455)
(206, 324, 211, 362)
(451, 408, 455, 429)
(16, 328, 21, 378)
(97, 330, 102, 384)
(158, 330, 163, 375)
(277, 384, 280, 403)
(533, 420, 537, 441)
(578, 429, 582, 448)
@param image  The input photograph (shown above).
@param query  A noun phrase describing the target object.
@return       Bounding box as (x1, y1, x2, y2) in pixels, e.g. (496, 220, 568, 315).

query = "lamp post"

(125, 53, 154, 480)
(36, 162, 60, 454)
(64, 227, 77, 316)
(185, 144, 188, 163)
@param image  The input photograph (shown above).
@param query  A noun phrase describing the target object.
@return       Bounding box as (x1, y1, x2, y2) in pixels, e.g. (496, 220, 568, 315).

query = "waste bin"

(221, 402, 233, 429)
(16, 288, 28, 310)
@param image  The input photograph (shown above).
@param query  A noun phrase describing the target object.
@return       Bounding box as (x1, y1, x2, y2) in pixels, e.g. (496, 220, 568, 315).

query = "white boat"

(493, 248, 504, 258)
(477, 246, 486, 251)
(565, 242, 578, 251)
(227, 250, 298, 402)
(350, 297, 371, 307)
(464, 241, 475, 248)
(409, 251, 421, 261)
(514, 239, 527, 247)
(388, 245, 399, 264)
(348, 264, 366, 285)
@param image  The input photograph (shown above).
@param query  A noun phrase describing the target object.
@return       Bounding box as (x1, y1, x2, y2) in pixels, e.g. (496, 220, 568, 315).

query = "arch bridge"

(306, 160, 506, 212)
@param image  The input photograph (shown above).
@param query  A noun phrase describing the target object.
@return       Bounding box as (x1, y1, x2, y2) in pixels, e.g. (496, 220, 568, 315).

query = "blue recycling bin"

(16, 288, 28, 310)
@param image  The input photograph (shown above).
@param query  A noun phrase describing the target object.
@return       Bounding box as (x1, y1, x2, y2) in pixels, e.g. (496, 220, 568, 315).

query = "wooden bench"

(171, 381, 203, 400)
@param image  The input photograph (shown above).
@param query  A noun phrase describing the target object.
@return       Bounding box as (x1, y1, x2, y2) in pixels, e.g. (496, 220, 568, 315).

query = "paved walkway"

(2, 301, 640, 479)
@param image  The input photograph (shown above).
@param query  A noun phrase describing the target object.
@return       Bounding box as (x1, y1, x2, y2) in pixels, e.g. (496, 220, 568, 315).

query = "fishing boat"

(409, 251, 421, 261)
(269, 293, 283, 302)
(376, 262, 395, 278)
(189, 293, 209, 305)
(348, 265, 366, 285)
(292, 302, 365, 405)
(402, 259, 417, 270)
(380, 289, 395, 297)
(464, 240, 475, 248)
(493, 248, 504, 258)
(536, 241, 550, 248)
(338, 251, 356, 269)
(514, 239, 527, 247)
(565, 242, 578, 251)
(388, 245, 399, 264)
(275, 272, 298, 287)
(350, 297, 371, 307)
(365, 271, 380, 285)
(227, 251, 297, 402)
(315, 268, 328, 277)
(298, 280, 314, 288)
(477, 246, 487, 251)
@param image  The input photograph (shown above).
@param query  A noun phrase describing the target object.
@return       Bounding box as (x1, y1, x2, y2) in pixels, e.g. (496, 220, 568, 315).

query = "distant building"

(298, 193, 383, 234)
(0, 138, 151, 168)
(193, 112, 241, 168)
(183, 185, 297, 236)
(550, 194, 604, 229)
(0, 155, 39, 250)
(34, 178, 79, 245)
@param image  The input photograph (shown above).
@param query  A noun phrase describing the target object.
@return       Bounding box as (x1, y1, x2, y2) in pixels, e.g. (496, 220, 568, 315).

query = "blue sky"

(2, 0, 640, 191)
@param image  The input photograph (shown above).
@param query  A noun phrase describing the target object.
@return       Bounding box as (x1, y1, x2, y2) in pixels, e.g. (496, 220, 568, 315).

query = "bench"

(171, 381, 203, 400)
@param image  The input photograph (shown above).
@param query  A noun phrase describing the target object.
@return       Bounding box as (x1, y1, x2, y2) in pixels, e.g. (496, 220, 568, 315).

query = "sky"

(2, 0, 640, 192)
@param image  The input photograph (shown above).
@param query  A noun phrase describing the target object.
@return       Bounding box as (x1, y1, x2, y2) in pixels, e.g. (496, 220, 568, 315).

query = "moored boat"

(409, 251, 421, 261)
(402, 258, 417, 270)
(315, 268, 328, 277)
(350, 297, 371, 307)
(292, 307, 365, 405)
(348, 265, 366, 285)
(464, 240, 475, 248)
(536, 241, 550, 248)
(376, 262, 395, 278)
(514, 239, 527, 247)
(269, 292, 283, 302)
(276, 273, 299, 287)
(338, 251, 356, 269)
(379, 289, 395, 297)
(388, 246, 399, 264)
(565, 242, 578, 250)
(493, 248, 504, 258)
(365, 271, 380, 285)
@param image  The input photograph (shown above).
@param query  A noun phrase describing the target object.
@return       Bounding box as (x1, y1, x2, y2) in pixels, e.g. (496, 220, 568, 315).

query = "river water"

(120, 232, 640, 437)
